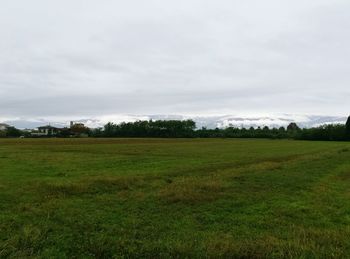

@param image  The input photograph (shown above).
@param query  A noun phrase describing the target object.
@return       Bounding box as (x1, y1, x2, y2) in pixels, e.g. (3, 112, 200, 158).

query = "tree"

(287, 123, 300, 131)
(345, 116, 350, 140)
(346, 116, 350, 136)
(6, 127, 22, 137)
(0, 130, 6, 138)
(70, 124, 89, 136)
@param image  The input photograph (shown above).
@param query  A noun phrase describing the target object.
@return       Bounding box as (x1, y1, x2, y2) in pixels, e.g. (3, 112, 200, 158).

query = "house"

(0, 123, 10, 131)
(29, 122, 89, 137)
(31, 125, 62, 136)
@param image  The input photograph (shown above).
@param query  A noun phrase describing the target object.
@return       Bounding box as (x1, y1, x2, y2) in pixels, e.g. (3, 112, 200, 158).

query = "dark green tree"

(345, 116, 350, 140)
(287, 123, 300, 131)
(6, 127, 22, 137)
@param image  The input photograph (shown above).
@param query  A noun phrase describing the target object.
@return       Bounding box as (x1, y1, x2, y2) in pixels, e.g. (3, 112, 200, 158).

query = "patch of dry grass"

(38, 176, 146, 198)
(0, 225, 47, 258)
(158, 176, 225, 204)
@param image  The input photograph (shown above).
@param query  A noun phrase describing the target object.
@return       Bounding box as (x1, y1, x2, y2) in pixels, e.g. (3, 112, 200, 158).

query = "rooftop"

(37, 125, 59, 129)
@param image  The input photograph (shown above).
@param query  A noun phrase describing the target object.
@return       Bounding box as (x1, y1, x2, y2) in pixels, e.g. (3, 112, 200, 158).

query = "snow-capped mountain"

(1, 114, 348, 130)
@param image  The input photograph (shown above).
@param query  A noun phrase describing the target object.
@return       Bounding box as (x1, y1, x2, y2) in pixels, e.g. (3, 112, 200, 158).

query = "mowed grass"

(1, 138, 350, 258)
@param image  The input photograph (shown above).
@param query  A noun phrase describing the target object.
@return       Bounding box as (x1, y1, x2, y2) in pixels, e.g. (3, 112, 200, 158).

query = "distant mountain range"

(1, 114, 348, 130)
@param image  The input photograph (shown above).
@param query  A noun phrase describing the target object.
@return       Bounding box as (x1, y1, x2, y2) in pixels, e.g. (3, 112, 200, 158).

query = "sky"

(0, 0, 350, 121)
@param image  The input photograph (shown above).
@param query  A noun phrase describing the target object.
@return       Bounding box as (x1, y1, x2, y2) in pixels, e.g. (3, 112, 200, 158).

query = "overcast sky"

(0, 0, 349, 119)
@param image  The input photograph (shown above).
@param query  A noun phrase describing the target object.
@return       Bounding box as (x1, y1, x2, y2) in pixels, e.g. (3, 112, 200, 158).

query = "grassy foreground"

(1, 138, 350, 258)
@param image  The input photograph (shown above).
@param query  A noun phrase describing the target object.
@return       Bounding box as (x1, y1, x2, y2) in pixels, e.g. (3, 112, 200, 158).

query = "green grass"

(1, 138, 350, 258)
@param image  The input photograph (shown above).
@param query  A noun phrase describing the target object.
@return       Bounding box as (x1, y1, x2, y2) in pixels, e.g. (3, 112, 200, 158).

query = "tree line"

(90, 120, 196, 138)
(1, 117, 350, 141)
(89, 117, 350, 141)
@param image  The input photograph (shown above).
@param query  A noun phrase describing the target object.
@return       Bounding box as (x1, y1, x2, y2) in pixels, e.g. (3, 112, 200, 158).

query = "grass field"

(1, 138, 350, 258)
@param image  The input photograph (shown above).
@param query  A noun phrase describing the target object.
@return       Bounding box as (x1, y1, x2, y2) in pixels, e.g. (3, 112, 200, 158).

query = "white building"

(0, 123, 10, 131)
